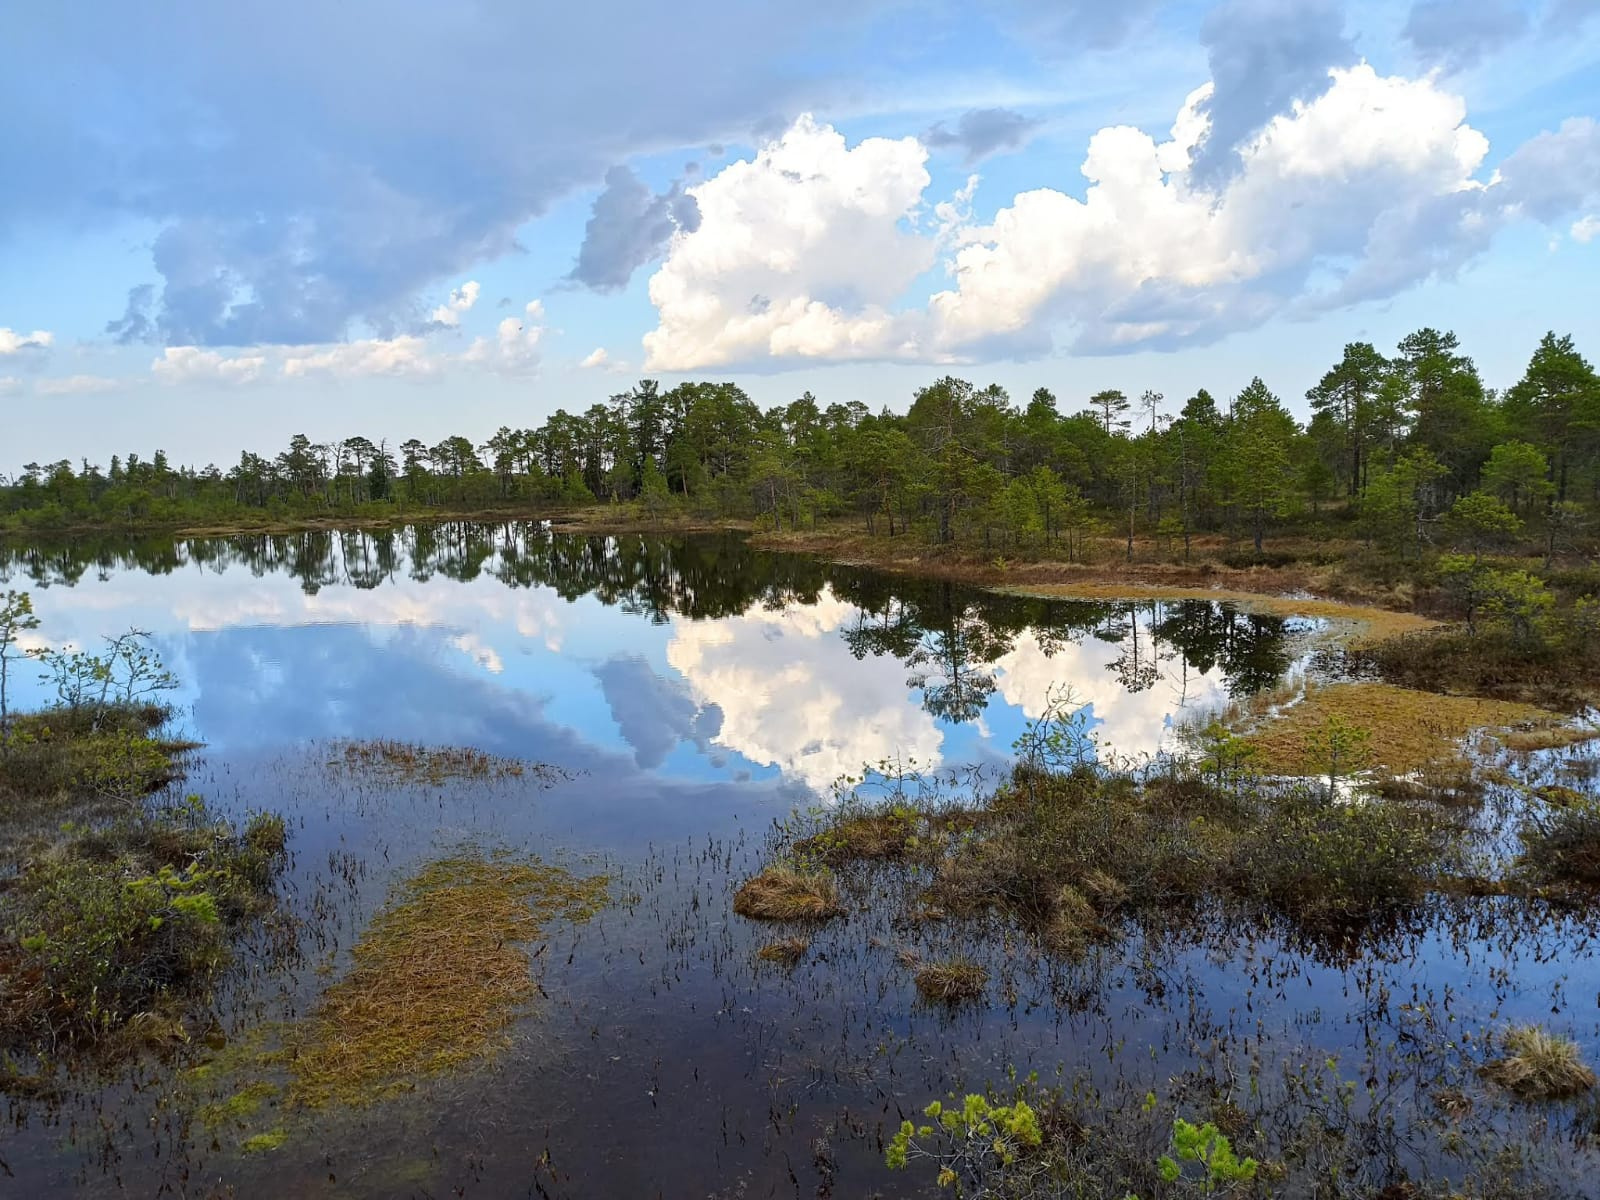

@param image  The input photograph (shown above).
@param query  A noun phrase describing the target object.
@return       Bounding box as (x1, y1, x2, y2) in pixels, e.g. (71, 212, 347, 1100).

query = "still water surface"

(2, 525, 1594, 1197)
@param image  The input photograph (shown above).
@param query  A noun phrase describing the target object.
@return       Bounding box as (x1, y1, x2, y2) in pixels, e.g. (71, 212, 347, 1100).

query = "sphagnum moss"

(286, 851, 606, 1109)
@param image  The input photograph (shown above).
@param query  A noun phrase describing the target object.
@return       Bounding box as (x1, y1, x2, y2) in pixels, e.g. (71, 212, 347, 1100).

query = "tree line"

(3, 329, 1596, 559)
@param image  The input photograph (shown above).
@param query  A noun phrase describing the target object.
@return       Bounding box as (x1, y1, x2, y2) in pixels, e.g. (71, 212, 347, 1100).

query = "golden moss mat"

(328, 739, 564, 786)
(286, 852, 607, 1108)
(1229, 680, 1554, 777)
(188, 849, 606, 1138)
(997, 583, 1435, 648)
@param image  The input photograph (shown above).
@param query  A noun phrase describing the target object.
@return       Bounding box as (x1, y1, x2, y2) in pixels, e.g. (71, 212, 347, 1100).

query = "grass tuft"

(1481, 1026, 1597, 1100)
(732, 866, 843, 921)
(755, 935, 811, 965)
(913, 959, 988, 1003)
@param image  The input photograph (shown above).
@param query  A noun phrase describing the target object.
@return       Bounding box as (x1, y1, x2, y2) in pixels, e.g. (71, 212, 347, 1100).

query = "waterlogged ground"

(2, 525, 1598, 1197)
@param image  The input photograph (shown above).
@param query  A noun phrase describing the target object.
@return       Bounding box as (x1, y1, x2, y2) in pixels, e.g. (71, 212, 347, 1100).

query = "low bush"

(0, 797, 289, 1048)
(1518, 798, 1600, 887)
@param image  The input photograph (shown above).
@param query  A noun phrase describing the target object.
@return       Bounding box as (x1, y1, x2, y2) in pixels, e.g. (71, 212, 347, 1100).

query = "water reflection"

(1, 524, 1297, 790)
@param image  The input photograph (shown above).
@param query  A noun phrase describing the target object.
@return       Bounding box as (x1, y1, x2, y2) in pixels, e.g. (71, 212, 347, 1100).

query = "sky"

(2, 0, 1598, 469)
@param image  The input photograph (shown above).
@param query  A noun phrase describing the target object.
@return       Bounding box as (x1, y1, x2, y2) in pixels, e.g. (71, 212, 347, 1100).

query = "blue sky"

(2, 0, 1598, 467)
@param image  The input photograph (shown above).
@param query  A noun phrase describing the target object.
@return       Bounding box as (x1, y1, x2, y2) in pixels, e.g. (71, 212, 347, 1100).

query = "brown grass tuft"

(329, 739, 561, 787)
(755, 935, 810, 965)
(732, 866, 843, 921)
(287, 852, 606, 1108)
(1481, 1026, 1597, 1100)
(913, 959, 988, 1003)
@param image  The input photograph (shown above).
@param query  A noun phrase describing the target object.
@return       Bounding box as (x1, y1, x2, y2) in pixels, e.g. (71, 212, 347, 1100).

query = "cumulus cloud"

(0, 377, 21, 395)
(933, 65, 1508, 351)
(1189, 0, 1355, 186)
(924, 108, 1042, 164)
(1404, 0, 1529, 70)
(580, 347, 610, 368)
(569, 166, 701, 292)
(665, 589, 944, 792)
(429, 280, 481, 327)
(37, 375, 119, 396)
(642, 116, 934, 370)
(464, 300, 544, 374)
(0, 328, 53, 354)
(1573, 215, 1600, 242)
(151, 345, 267, 385)
(645, 67, 1546, 366)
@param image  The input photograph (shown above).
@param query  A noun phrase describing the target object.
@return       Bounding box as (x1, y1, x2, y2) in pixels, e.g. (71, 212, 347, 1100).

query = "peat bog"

(1, 524, 1598, 1198)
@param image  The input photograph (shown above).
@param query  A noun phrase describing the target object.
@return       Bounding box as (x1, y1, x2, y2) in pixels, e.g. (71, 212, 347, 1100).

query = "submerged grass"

(285, 851, 606, 1109)
(329, 739, 561, 787)
(755, 935, 811, 965)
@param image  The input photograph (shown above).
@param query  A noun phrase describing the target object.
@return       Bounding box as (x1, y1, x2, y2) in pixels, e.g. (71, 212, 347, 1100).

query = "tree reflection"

(0, 523, 1297, 720)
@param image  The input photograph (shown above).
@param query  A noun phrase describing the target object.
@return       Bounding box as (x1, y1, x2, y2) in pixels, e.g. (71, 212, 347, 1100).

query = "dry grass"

(329, 739, 560, 787)
(913, 959, 988, 1003)
(1481, 1026, 1597, 1100)
(1500, 724, 1600, 754)
(732, 866, 844, 921)
(1001, 584, 1434, 648)
(1229, 680, 1550, 777)
(755, 936, 811, 965)
(287, 852, 606, 1108)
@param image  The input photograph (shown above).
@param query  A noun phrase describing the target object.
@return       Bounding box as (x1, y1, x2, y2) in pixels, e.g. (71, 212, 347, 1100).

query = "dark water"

(2, 525, 1597, 1198)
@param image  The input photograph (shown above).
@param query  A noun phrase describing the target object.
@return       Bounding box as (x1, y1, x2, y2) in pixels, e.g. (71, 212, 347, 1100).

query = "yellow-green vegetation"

(731, 864, 843, 921)
(329, 739, 556, 786)
(795, 804, 919, 863)
(755, 935, 810, 965)
(0, 704, 188, 820)
(1002, 582, 1435, 648)
(240, 1129, 288, 1154)
(1481, 1026, 1597, 1100)
(1223, 679, 1551, 778)
(912, 959, 988, 1003)
(0, 798, 288, 1051)
(762, 752, 1460, 961)
(285, 851, 606, 1108)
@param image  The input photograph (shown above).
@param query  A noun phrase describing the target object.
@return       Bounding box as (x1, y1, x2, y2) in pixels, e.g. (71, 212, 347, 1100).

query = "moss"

(240, 1129, 288, 1154)
(197, 1081, 278, 1131)
(732, 866, 843, 921)
(913, 960, 988, 1003)
(284, 851, 606, 1109)
(1230, 680, 1548, 778)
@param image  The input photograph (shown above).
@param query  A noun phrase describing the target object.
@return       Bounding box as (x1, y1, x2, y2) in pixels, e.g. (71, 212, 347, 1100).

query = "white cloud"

(641, 65, 1598, 366)
(429, 280, 481, 327)
(282, 335, 439, 379)
(465, 300, 544, 374)
(579, 347, 609, 368)
(930, 64, 1495, 352)
(666, 589, 944, 792)
(0, 377, 20, 395)
(37, 374, 118, 396)
(993, 626, 1228, 762)
(0, 328, 53, 354)
(642, 115, 935, 370)
(151, 345, 268, 385)
(1571, 214, 1600, 242)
